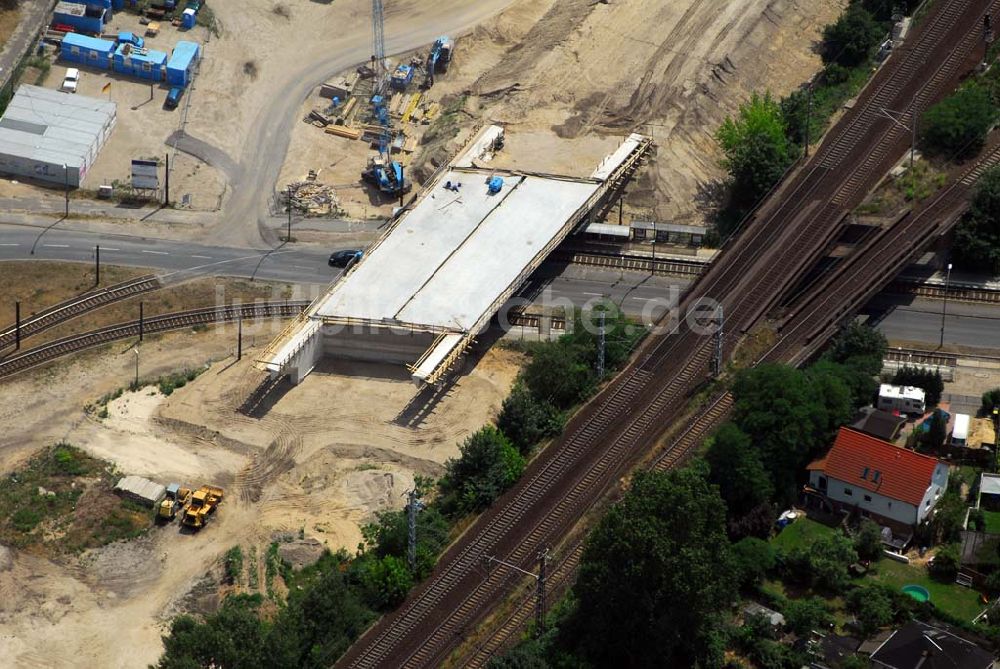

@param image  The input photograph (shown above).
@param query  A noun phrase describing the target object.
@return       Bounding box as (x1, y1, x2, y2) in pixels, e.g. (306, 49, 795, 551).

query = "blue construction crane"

(362, 0, 409, 197)
(423, 36, 455, 89)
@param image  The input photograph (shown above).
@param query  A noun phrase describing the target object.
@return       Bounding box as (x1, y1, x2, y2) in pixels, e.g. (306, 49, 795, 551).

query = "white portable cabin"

(877, 384, 926, 415)
(951, 413, 970, 447)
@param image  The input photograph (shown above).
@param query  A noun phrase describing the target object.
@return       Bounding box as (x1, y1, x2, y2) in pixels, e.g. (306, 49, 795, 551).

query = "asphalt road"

(0, 223, 343, 285)
(866, 294, 1000, 350)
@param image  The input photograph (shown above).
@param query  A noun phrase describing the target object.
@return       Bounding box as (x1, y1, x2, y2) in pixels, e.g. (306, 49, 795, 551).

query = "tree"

(569, 467, 736, 667)
(928, 543, 961, 581)
(716, 92, 794, 218)
(810, 359, 877, 412)
(732, 365, 836, 501)
(982, 387, 1000, 416)
(891, 366, 944, 405)
(821, 4, 883, 67)
(496, 384, 563, 455)
(780, 88, 810, 148)
(727, 501, 777, 540)
(522, 340, 595, 410)
(439, 426, 526, 516)
(157, 595, 269, 669)
(356, 554, 413, 610)
(785, 533, 858, 593)
(919, 409, 948, 452)
(783, 597, 833, 637)
(854, 519, 884, 562)
(846, 584, 895, 636)
(732, 537, 777, 588)
(825, 323, 887, 376)
(921, 82, 998, 159)
(705, 423, 773, 513)
(954, 167, 1000, 274)
(361, 504, 449, 578)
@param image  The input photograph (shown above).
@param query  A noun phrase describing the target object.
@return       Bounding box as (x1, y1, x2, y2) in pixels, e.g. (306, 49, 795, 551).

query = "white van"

(60, 68, 80, 93)
(951, 414, 970, 448)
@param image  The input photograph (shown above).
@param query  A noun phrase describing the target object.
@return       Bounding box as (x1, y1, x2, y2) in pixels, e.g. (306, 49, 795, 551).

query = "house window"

(864, 495, 872, 503)
(844, 487, 853, 496)
(888, 502, 892, 508)
(817, 476, 827, 491)
(925, 500, 930, 507)
(143, 63, 151, 72)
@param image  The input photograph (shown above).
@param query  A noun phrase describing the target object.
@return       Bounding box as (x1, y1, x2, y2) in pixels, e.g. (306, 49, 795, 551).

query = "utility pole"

(618, 197, 623, 226)
(596, 310, 606, 379)
(95, 244, 100, 285)
(164, 153, 170, 206)
(535, 547, 548, 632)
(139, 301, 144, 342)
(804, 85, 813, 158)
(237, 315, 243, 361)
(14, 301, 20, 350)
(485, 548, 550, 637)
(63, 164, 70, 218)
(939, 262, 953, 348)
(287, 184, 293, 242)
(399, 165, 405, 208)
(406, 488, 419, 572)
(711, 305, 724, 377)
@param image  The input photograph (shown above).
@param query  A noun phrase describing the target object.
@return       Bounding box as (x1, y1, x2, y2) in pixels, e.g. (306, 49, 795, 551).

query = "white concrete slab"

(411, 333, 464, 383)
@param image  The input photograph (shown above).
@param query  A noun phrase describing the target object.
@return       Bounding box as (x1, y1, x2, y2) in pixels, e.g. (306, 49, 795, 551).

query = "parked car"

(60, 68, 80, 93)
(164, 86, 183, 109)
(329, 249, 362, 268)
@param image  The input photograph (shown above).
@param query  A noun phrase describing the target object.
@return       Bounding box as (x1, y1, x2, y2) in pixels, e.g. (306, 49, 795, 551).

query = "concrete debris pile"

(285, 181, 342, 216)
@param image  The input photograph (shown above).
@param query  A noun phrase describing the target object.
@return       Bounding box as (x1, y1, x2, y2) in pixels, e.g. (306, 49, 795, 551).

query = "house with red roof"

(807, 427, 949, 527)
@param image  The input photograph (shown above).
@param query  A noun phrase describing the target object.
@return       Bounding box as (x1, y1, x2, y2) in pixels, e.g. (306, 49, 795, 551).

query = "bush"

(784, 533, 858, 593)
(954, 168, 1000, 275)
(355, 554, 413, 610)
(12, 507, 42, 533)
(921, 82, 999, 159)
(522, 340, 595, 410)
(783, 597, 833, 637)
(824, 323, 887, 376)
(821, 4, 882, 68)
(982, 388, 1000, 417)
(224, 545, 244, 585)
(438, 427, 525, 516)
(928, 544, 961, 582)
(732, 537, 777, 589)
(496, 384, 563, 455)
(52, 444, 88, 476)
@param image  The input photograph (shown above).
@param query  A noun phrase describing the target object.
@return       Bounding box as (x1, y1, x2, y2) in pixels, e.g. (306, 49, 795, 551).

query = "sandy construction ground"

(0, 320, 520, 667)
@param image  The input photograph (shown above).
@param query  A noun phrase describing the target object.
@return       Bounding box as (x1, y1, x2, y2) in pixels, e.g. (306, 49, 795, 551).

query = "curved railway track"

(338, 3, 996, 666)
(0, 275, 161, 352)
(0, 301, 309, 379)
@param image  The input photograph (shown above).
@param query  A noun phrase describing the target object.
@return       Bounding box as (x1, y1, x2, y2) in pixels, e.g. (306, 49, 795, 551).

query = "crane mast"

(371, 0, 388, 96)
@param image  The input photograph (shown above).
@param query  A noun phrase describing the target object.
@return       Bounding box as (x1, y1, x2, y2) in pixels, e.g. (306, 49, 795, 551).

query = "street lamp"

(133, 346, 140, 388)
(62, 163, 69, 217)
(939, 262, 953, 348)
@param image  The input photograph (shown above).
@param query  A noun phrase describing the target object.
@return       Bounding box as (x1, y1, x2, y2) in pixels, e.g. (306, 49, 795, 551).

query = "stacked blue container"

(166, 41, 200, 87)
(60, 33, 115, 69)
(53, 1, 107, 35)
(113, 43, 168, 81)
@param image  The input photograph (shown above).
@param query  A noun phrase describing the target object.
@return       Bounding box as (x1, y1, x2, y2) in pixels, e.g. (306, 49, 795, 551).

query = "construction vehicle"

(390, 64, 414, 90)
(181, 485, 224, 529)
(158, 483, 191, 522)
(422, 36, 454, 89)
(362, 4, 409, 197)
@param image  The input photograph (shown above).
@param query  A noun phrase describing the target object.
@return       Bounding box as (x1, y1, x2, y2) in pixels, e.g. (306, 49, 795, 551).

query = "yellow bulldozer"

(181, 485, 224, 529)
(158, 483, 191, 522)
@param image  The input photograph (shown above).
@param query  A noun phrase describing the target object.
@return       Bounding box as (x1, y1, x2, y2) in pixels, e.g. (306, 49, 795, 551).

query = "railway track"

(0, 301, 309, 379)
(337, 3, 995, 666)
(0, 275, 162, 352)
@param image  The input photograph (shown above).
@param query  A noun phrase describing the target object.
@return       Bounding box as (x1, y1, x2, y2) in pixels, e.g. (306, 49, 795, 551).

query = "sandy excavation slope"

(0, 335, 520, 668)
(438, 0, 845, 223)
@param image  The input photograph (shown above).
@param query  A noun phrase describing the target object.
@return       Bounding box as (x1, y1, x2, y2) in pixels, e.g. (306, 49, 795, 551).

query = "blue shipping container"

(60, 32, 115, 69)
(53, 2, 107, 35)
(166, 40, 200, 86)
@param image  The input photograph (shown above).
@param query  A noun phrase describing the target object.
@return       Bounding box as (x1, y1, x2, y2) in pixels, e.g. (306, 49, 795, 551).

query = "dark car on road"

(329, 249, 362, 268)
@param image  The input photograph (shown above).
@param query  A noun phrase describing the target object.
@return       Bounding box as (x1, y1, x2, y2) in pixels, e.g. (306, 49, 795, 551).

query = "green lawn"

(770, 517, 836, 552)
(868, 559, 985, 622)
(983, 510, 1000, 535)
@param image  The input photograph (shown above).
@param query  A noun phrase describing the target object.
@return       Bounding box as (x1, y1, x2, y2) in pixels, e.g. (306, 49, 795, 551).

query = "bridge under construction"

(258, 125, 651, 386)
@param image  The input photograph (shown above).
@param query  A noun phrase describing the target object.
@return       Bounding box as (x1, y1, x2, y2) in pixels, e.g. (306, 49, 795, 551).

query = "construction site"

(0, 0, 908, 666)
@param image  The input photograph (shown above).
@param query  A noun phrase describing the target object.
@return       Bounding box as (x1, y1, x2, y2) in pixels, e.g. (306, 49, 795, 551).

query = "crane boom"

(371, 0, 387, 96)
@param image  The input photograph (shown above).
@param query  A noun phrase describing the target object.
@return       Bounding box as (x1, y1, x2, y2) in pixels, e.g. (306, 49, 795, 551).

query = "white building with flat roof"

(0, 84, 116, 187)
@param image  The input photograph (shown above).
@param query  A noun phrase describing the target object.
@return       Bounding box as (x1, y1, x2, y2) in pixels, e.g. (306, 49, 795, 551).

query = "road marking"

(190, 254, 212, 259)
(292, 265, 311, 270)
(141, 250, 169, 255)
(44, 244, 69, 248)
(101, 247, 120, 251)
(0, 243, 19, 246)
(582, 291, 604, 296)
